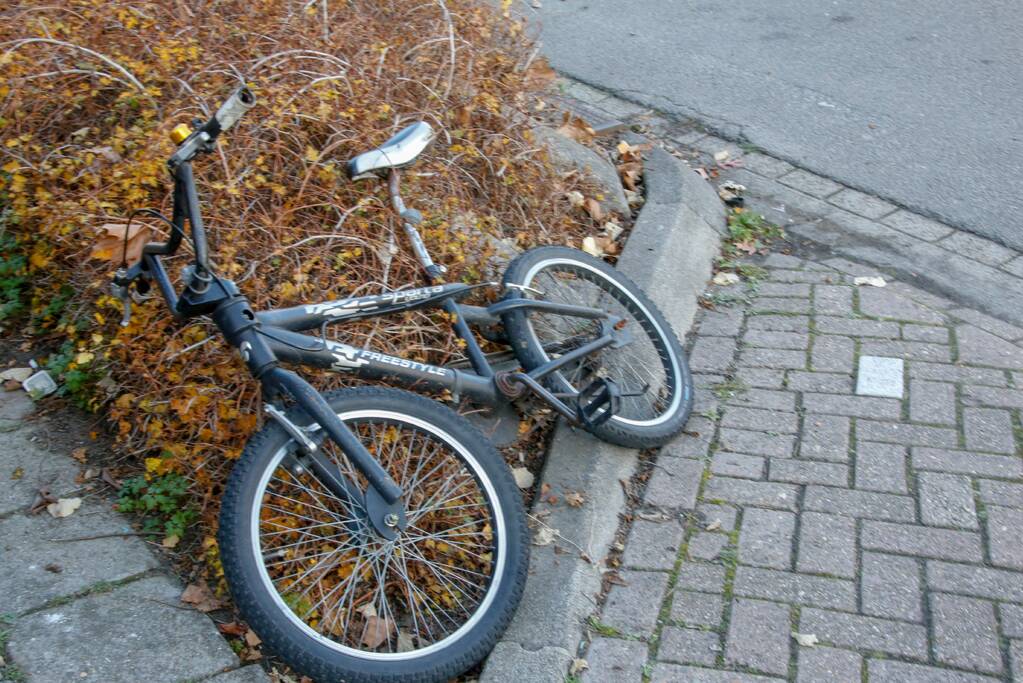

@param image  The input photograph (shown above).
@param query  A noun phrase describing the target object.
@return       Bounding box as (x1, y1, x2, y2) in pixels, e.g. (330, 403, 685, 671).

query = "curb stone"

(480, 124, 724, 682)
(532, 125, 630, 216)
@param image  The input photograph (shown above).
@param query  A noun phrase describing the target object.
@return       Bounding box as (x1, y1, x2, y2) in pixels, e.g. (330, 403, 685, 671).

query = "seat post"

(387, 169, 447, 283)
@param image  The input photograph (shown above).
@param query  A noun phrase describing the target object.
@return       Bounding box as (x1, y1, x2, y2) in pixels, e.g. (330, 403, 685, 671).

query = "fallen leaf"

(217, 622, 248, 637)
(162, 534, 181, 549)
(511, 467, 534, 489)
(694, 167, 710, 180)
(565, 491, 585, 508)
(89, 222, 154, 267)
(30, 487, 57, 514)
(603, 221, 624, 240)
(556, 112, 596, 145)
(0, 367, 32, 383)
(396, 629, 415, 652)
(2, 379, 20, 391)
(581, 236, 603, 257)
(705, 519, 722, 531)
(361, 615, 395, 649)
(44, 563, 62, 573)
(570, 658, 589, 675)
(245, 630, 263, 647)
(712, 272, 741, 286)
(734, 239, 758, 255)
(181, 581, 224, 613)
(46, 497, 82, 518)
(792, 632, 819, 647)
(713, 150, 730, 162)
(70, 447, 87, 463)
(101, 468, 122, 490)
(853, 275, 887, 288)
(583, 197, 604, 222)
(522, 57, 556, 90)
(533, 526, 557, 546)
(11, 467, 23, 481)
(566, 190, 585, 208)
(606, 571, 629, 586)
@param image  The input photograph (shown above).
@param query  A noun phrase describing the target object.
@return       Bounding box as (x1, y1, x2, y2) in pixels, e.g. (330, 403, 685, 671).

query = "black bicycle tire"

(501, 246, 693, 449)
(218, 386, 529, 683)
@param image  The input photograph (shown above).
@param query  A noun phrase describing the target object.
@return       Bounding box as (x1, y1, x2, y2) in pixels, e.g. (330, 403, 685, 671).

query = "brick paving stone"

(799, 414, 851, 462)
(696, 503, 739, 532)
(769, 459, 848, 486)
(949, 307, 1023, 341)
(961, 384, 1023, 409)
(711, 452, 765, 480)
(860, 339, 952, 362)
(752, 297, 812, 315)
(721, 406, 798, 434)
(977, 479, 1023, 507)
(736, 367, 787, 389)
(913, 447, 1023, 478)
(756, 282, 811, 298)
(796, 646, 862, 683)
(732, 566, 856, 610)
(918, 472, 979, 529)
(861, 551, 923, 622)
(828, 188, 897, 219)
(1011, 642, 1022, 682)
(867, 660, 1001, 682)
(856, 420, 959, 448)
(986, 505, 1023, 570)
(601, 569, 670, 636)
(854, 441, 908, 493)
(739, 347, 808, 370)
(645, 456, 704, 509)
(690, 336, 738, 373)
(858, 288, 946, 324)
(676, 562, 727, 594)
(814, 316, 900, 338)
(725, 388, 797, 412)
(744, 153, 796, 179)
(719, 428, 795, 458)
(882, 210, 956, 241)
(811, 335, 855, 373)
(769, 268, 840, 284)
(814, 285, 853, 316)
(743, 329, 809, 350)
(747, 314, 810, 332)
(956, 325, 1023, 369)
(909, 361, 1008, 386)
(902, 323, 950, 343)
(886, 281, 958, 310)
(1002, 603, 1023, 638)
(704, 477, 800, 512)
(803, 485, 916, 522)
(583, 637, 649, 682)
(908, 380, 957, 425)
(938, 232, 1016, 266)
(738, 508, 795, 570)
(799, 608, 928, 659)
(963, 407, 1016, 454)
(622, 519, 686, 570)
(930, 593, 1003, 675)
(778, 169, 843, 198)
(860, 520, 983, 562)
(658, 627, 720, 666)
(725, 598, 791, 676)
(650, 664, 786, 683)
(796, 512, 856, 578)
(699, 309, 745, 337)
(802, 393, 902, 419)
(664, 416, 716, 459)
(670, 590, 723, 627)
(688, 532, 729, 562)
(855, 356, 904, 398)
(927, 561, 1023, 602)
(786, 370, 853, 394)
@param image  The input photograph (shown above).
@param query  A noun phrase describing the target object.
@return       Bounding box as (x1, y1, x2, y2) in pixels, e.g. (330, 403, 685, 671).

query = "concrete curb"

(479, 130, 724, 682)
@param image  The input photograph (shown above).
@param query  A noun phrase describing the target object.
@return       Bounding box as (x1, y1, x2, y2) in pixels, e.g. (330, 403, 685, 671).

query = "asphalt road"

(529, 0, 1023, 250)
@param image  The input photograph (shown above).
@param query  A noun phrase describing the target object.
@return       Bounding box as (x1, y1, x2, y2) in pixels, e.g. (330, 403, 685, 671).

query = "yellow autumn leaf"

(75, 351, 95, 365)
(145, 457, 163, 473)
(304, 146, 320, 163)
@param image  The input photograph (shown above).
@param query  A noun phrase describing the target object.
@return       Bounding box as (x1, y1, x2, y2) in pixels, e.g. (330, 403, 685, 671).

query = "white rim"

(521, 257, 683, 427)
(249, 408, 506, 661)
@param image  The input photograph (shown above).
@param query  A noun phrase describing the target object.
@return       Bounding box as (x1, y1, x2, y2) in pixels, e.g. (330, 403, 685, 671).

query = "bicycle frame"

(123, 156, 627, 539)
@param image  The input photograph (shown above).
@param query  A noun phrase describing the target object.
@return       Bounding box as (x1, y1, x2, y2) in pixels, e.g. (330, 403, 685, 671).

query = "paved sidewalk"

(0, 390, 267, 683)
(579, 254, 1023, 682)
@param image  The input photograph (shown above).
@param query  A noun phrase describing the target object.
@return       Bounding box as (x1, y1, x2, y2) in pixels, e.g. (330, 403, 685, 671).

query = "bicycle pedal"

(575, 377, 622, 428)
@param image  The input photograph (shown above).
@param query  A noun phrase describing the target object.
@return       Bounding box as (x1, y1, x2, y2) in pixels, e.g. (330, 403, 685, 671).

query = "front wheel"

(501, 246, 693, 449)
(218, 386, 528, 683)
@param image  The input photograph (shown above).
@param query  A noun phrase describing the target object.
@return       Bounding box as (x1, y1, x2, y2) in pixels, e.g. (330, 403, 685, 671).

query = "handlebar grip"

(213, 86, 256, 133)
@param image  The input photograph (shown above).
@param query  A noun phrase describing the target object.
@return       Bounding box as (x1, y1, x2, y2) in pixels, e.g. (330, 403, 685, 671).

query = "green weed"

(117, 472, 197, 541)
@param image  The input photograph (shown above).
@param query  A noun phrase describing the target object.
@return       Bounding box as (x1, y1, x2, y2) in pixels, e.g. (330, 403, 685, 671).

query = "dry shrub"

(0, 1, 593, 531)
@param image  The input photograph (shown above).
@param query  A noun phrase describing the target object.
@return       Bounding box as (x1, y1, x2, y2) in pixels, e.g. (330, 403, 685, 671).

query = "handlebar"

(167, 86, 256, 170)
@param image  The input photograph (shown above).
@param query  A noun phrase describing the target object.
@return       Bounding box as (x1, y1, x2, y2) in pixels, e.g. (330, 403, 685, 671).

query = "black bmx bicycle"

(112, 87, 693, 682)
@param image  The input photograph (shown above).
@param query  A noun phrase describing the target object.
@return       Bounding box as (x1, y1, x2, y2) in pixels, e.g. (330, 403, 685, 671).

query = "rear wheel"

(218, 386, 528, 683)
(501, 246, 693, 448)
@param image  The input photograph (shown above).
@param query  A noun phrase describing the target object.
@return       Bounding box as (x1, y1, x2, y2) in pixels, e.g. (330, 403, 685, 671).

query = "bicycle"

(110, 86, 693, 682)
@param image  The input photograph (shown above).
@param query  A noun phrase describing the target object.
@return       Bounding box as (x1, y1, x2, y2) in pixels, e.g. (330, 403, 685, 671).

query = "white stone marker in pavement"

(856, 356, 904, 398)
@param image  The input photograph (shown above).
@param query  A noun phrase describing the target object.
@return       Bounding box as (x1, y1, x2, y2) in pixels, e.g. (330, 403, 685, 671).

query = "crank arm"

(527, 332, 617, 382)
